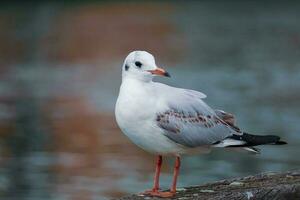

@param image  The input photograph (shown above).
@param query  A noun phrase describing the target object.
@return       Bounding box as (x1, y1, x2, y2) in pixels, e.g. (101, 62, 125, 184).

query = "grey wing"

(156, 89, 238, 147)
(214, 109, 242, 133)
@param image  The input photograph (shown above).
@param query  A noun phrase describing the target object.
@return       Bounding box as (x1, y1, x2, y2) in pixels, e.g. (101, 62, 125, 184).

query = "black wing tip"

(266, 135, 287, 145)
(275, 140, 288, 145)
(229, 133, 287, 146)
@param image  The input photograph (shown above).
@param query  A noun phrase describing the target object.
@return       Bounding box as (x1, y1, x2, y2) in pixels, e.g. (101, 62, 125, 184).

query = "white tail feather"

(243, 147, 261, 154)
(212, 138, 246, 147)
(212, 139, 260, 154)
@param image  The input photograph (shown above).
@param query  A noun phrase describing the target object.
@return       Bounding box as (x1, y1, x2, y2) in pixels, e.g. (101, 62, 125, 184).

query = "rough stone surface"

(115, 170, 300, 200)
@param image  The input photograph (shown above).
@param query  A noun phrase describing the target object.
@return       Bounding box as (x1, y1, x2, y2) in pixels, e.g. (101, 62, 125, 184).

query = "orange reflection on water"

(42, 96, 160, 198)
(41, 2, 184, 64)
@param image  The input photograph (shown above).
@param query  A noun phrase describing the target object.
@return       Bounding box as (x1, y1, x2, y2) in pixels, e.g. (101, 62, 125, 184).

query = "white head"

(122, 51, 170, 82)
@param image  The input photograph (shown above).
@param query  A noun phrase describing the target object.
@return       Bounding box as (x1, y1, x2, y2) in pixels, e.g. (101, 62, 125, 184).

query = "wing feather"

(156, 87, 239, 147)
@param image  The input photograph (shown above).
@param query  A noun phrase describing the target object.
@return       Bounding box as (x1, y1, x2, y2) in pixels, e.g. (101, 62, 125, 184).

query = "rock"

(115, 170, 300, 200)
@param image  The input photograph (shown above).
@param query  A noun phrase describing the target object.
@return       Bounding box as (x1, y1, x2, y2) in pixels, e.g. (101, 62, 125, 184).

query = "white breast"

(115, 79, 186, 155)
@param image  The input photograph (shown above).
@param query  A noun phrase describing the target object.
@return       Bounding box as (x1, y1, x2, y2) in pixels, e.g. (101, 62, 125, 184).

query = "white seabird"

(115, 50, 286, 197)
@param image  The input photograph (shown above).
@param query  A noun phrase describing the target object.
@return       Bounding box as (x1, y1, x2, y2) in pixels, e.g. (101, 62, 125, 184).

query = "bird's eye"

(135, 61, 142, 68)
(125, 65, 129, 71)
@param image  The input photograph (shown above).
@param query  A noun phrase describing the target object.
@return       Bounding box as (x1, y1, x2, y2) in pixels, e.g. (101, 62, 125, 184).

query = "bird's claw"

(140, 189, 176, 198)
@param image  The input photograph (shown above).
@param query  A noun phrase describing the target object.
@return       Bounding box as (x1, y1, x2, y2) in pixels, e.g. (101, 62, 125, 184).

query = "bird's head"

(122, 51, 170, 81)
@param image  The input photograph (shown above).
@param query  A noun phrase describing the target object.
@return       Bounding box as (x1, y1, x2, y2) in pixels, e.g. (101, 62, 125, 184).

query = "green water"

(0, 1, 299, 199)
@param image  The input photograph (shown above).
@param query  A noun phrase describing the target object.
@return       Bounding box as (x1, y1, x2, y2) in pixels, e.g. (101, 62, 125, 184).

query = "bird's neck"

(118, 77, 154, 113)
(122, 74, 153, 83)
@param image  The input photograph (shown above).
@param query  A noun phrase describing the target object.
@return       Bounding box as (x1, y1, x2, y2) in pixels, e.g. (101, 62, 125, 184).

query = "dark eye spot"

(135, 61, 142, 68)
(125, 65, 129, 71)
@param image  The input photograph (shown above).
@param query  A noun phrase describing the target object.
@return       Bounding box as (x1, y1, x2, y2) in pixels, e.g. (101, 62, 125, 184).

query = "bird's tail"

(213, 133, 287, 154)
(229, 133, 287, 146)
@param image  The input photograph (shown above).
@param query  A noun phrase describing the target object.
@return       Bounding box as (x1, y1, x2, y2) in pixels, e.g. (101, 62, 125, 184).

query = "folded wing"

(156, 88, 239, 147)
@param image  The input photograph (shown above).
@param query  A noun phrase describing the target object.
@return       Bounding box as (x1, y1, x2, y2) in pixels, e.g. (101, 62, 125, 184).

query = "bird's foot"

(139, 189, 158, 195)
(140, 189, 176, 198)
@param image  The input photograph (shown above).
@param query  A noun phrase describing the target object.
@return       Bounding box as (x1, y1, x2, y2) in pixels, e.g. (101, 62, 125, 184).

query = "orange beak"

(148, 67, 171, 77)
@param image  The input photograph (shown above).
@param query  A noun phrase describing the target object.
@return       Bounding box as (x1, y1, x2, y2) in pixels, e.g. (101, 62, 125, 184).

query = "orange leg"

(171, 156, 181, 193)
(141, 156, 181, 198)
(140, 155, 162, 194)
(153, 155, 163, 191)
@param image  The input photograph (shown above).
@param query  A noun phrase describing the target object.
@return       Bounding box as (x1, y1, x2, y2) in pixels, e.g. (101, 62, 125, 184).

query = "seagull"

(115, 50, 287, 198)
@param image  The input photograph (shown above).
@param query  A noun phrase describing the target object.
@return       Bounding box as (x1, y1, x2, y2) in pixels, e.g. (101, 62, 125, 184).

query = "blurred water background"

(0, 1, 299, 199)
